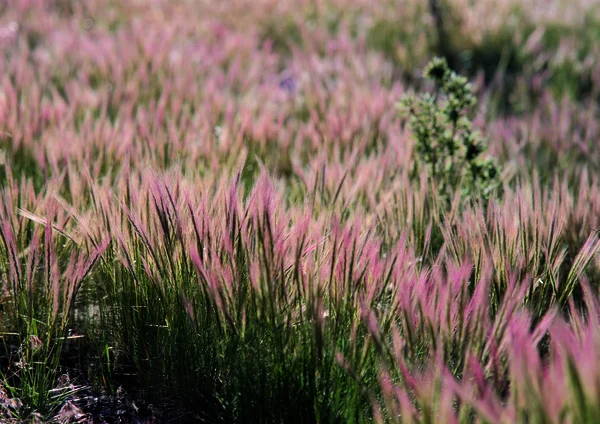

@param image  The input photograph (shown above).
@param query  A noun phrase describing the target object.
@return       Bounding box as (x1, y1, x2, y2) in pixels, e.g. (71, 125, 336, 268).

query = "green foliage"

(539, 16, 600, 100)
(366, 16, 430, 72)
(400, 57, 501, 206)
(0, 144, 45, 192)
(260, 16, 303, 56)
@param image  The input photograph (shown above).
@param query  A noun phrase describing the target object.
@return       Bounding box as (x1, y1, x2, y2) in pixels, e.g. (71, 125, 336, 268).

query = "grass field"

(1, 0, 600, 422)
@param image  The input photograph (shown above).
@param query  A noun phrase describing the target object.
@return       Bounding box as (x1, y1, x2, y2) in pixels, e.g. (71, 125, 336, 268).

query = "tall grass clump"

(92, 172, 392, 421)
(0, 175, 108, 420)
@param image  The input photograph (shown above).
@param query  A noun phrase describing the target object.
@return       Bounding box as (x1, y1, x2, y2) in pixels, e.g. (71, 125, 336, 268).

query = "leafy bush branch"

(400, 57, 501, 205)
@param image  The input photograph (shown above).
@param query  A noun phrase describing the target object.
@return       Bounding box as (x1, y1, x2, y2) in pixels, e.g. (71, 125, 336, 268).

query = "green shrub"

(399, 57, 501, 206)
